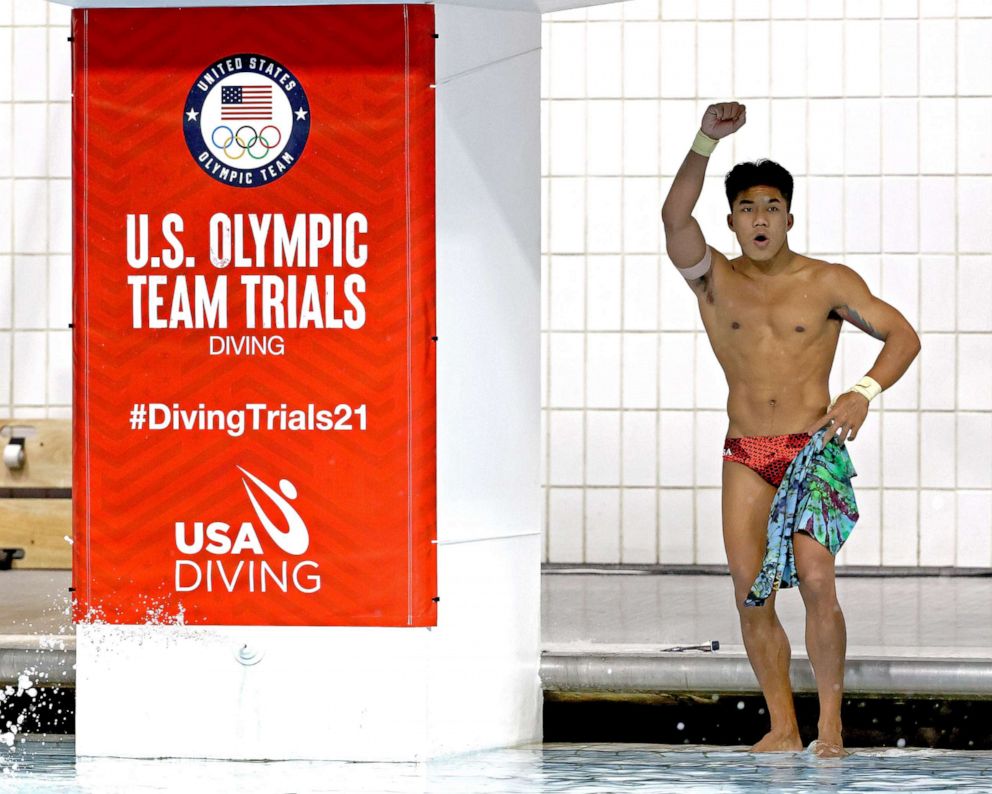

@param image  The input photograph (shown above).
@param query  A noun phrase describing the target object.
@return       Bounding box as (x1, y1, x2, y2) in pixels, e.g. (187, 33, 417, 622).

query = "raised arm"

(661, 102, 746, 282)
(804, 263, 922, 443)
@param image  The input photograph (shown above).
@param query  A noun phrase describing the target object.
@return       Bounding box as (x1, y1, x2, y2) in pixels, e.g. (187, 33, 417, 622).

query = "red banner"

(72, 5, 437, 626)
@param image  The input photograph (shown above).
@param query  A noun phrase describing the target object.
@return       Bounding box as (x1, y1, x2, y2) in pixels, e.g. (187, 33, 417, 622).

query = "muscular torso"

(691, 250, 842, 438)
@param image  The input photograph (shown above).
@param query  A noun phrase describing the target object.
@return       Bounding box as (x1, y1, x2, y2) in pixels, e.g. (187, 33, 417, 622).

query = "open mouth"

(753, 234, 769, 245)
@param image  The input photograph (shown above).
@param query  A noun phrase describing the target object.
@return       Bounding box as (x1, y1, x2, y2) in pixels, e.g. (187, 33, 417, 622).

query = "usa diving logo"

(183, 53, 311, 188)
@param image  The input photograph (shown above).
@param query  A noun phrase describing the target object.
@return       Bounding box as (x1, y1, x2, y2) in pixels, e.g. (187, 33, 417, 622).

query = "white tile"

(919, 20, 955, 97)
(660, 0, 694, 19)
(549, 256, 584, 330)
(957, 19, 992, 97)
(881, 178, 917, 253)
(734, 21, 770, 98)
(621, 488, 657, 563)
(586, 333, 621, 408)
(958, 0, 992, 12)
(48, 2, 71, 26)
(843, 99, 881, 175)
(842, 488, 880, 566)
(623, 0, 659, 20)
(47, 104, 71, 179)
(587, 255, 622, 330)
(623, 255, 659, 331)
(623, 22, 659, 98)
(881, 490, 918, 567)
(808, 100, 844, 174)
(0, 105, 10, 178)
(919, 491, 955, 567)
(958, 178, 992, 254)
(541, 331, 548, 402)
(770, 0, 806, 18)
(807, 21, 843, 97)
(694, 332, 726, 411)
(807, 177, 843, 254)
(918, 179, 955, 254)
(549, 178, 585, 254)
(660, 256, 704, 330)
(659, 410, 694, 486)
(549, 411, 584, 486)
(694, 488, 724, 564)
(880, 21, 917, 97)
(848, 403, 880, 488)
(697, 0, 732, 19)
(13, 179, 47, 254)
(587, 101, 622, 175)
(956, 491, 992, 568)
(48, 179, 71, 254)
(919, 333, 955, 410)
(770, 99, 807, 177)
(660, 22, 695, 98)
(694, 409, 726, 487)
(659, 488, 694, 564)
(846, 255, 882, 301)
(958, 256, 992, 332)
(844, 178, 881, 253)
(843, 20, 880, 97)
(0, 332, 9, 405)
(548, 488, 584, 562)
(586, 410, 620, 485)
(13, 0, 45, 24)
(549, 24, 585, 99)
(919, 257, 955, 332)
(0, 0, 10, 23)
(770, 22, 807, 97)
(882, 0, 917, 19)
(13, 27, 46, 102)
(919, 98, 956, 174)
(587, 178, 622, 254)
(541, 256, 549, 331)
(622, 332, 657, 408)
(696, 22, 733, 99)
(12, 330, 45, 405)
(841, 331, 881, 392)
(623, 101, 659, 175)
(736, 0, 770, 17)
(958, 335, 992, 411)
(48, 28, 71, 103)
(659, 332, 694, 408)
(622, 410, 657, 486)
(0, 257, 10, 329)
(881, 254, 919, 329)
(622, 177, 660, 253)
(958, 98, 992, 175)
(549, 332, 584, 408)
(881, 99, 917, 175)
(0, 180, 10, 253)
(919, 412, 955, 489)
(47, 329, 71, 405)
(587, 4, 622, 20)
(12, 256, 46, 330)
(13, 104, 46, 179)
(733, 98, 770, 164)
(881, 411, 918, 488)
(586, 21, 621, 98)
(0, 30, 10, 102)
(585, 489, 621, 563)
(958, 413, 992, 489)
(810, 0, 845, 17)
(659, 100, 696, 174)
(549, 101, 586, 176)
(696, 174, 734, 247)
(541, 178, 549, 253)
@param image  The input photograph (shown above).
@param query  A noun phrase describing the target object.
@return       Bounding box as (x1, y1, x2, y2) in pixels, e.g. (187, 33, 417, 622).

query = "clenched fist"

(701, 102, 746, 140)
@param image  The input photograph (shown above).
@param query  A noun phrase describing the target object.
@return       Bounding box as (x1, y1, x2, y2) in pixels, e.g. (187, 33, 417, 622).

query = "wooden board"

(0, 500, 72, 569)
(0, 419, 71, 489)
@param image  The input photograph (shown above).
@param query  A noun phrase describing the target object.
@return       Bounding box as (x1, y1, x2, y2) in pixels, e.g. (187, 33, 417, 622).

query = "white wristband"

(690, 129, 718, 157)
(829, 375, 882, 410)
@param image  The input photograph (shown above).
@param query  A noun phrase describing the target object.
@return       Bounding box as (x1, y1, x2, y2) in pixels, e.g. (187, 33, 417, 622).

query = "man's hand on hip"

(805, 392, 869, 446)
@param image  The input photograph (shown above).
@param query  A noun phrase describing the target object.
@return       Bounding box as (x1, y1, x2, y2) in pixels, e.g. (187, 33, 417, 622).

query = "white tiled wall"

(541, 0, 992, 568)
(0, 0, 72, 420)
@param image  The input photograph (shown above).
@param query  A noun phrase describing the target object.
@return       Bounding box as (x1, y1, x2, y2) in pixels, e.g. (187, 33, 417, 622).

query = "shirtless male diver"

(661, 101, 921, 757)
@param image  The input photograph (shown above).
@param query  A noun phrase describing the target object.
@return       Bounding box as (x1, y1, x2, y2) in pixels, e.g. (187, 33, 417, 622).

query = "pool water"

(2, 739, 992, 793)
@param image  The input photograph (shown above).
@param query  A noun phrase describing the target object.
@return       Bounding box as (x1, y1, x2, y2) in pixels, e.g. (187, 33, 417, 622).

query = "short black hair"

(725, 159, 794, 211)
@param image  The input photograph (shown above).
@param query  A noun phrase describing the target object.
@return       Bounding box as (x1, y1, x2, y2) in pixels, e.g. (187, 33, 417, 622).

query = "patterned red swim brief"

(722, 432, 812, 488)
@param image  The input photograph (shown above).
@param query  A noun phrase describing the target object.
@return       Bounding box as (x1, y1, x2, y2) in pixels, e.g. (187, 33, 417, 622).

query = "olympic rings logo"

(210, 124, 283, 161)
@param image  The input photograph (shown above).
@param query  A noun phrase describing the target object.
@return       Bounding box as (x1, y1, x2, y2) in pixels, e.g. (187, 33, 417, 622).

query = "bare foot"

(810, 738, 850, 758)
(749, 729, 803, 752)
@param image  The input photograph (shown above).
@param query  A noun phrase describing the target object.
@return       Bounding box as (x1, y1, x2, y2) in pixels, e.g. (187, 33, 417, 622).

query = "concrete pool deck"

(2, 569, 991, 697)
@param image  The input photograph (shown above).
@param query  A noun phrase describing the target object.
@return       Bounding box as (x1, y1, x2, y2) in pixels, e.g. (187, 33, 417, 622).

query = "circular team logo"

(184, 53, 310, 188)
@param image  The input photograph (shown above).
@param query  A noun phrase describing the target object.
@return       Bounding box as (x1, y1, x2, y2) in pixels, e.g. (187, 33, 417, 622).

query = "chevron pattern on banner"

(71, 5, 437, 626)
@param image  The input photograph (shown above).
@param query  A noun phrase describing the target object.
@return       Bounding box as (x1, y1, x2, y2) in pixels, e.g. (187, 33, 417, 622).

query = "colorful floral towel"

(745, 427, 859, 608)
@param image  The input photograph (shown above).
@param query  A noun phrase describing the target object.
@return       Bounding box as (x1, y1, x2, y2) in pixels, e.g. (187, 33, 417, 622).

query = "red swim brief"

(722, 432, 812, 488)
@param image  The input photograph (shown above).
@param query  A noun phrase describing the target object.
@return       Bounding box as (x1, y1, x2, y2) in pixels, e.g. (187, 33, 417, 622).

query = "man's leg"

(794, 531, 849, 757)
(722, 460, 802, 751)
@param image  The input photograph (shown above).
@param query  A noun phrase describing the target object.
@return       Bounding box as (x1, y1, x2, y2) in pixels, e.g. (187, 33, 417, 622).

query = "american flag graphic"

(220, 85, 273, 120)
